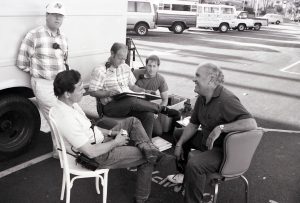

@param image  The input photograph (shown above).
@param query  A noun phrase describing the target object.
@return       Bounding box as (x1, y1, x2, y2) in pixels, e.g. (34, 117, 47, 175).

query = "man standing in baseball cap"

(17, 1, 68, 158)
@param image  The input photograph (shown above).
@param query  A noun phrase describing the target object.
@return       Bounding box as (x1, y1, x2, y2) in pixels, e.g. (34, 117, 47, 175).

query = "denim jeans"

(173, 128, 223, 203)
(103, 97, 161, 138)
(95, 117, 154, 201)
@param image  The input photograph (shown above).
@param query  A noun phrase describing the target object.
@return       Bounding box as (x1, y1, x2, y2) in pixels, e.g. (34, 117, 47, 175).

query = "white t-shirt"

(51, 100, 104, 150)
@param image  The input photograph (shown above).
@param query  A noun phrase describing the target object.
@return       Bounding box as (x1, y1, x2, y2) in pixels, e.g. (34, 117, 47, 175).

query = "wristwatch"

(219, 124, 224, 132)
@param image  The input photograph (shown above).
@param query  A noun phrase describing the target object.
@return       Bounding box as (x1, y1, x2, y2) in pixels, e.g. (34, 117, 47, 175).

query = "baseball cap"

(46, 2, 66, 15)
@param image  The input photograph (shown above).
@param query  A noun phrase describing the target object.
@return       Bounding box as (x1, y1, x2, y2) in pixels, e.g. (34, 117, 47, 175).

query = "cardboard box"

(159, 94, 187, 133)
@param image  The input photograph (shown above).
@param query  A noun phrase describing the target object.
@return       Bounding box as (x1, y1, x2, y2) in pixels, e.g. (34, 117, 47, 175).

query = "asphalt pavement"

(1, 23, 300, 203)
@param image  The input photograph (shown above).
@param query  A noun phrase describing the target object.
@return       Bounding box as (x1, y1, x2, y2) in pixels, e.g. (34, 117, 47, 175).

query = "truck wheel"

(0, 95, 41, 157)
(219, 23, 229, 33)
(237, 24, 246, 31)
(275, 20, 280, 25)
(254, 23, 261, 31)
(172, 22, 184, 34)
(135, 23, 148, 36)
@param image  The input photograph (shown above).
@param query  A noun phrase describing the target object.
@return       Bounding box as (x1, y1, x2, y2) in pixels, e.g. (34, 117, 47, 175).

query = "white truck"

(233, 11, 268, 31)
(0, 0, 127, 157)
(196, 4, 236, 33)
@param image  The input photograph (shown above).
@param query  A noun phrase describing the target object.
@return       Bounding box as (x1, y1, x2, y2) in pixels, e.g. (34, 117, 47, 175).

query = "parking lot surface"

(1, 23, 300, 203)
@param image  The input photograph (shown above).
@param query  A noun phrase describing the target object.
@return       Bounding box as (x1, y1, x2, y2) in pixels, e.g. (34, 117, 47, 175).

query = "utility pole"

(255, 0, 259, 17)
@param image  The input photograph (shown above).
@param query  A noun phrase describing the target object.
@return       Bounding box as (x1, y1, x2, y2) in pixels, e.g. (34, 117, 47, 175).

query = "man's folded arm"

(221, 118, 257, 133)
(78, 140, 118, 159)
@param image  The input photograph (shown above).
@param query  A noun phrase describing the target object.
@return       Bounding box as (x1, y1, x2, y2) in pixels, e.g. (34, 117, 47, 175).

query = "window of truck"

(137, 2, 151, 12)
(172, 4, 190, 11)
(221, 7, 234, 14)
(128, 1, 151, 13)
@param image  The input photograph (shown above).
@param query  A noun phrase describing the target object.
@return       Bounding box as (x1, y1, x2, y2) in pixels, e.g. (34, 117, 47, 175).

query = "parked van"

(196, 4, 236, 32)
(156, 0, 197, 34)
(127, 0, 157, 36)
(0, 0, 127, 157)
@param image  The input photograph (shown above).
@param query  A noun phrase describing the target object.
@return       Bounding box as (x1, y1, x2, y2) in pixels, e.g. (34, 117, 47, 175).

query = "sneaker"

(202, 193, 213, 203)
(167, 173, 184, 184)
(139, 143, 159, 164)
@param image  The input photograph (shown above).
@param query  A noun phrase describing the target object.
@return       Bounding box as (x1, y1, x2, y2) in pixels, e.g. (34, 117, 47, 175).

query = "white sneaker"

(167, 173, 184, 184)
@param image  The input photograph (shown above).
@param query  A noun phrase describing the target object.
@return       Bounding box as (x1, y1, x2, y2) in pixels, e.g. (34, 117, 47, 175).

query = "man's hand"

(145, 89, 157, 95)
(110, 130, 119, 138)
(206, 126, 222, 150)
(107, 90, 120, 97)
(174, 144, 184, 161)
(114, 132, 129, 147)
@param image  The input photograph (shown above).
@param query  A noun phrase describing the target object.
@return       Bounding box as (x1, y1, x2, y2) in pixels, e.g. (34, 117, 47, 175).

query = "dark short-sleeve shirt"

(190, 85, 253, 147)
(135, 69, 168, 93)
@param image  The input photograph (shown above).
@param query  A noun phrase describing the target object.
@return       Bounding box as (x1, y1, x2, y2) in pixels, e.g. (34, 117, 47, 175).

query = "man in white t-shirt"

(51, 70, 166, 203)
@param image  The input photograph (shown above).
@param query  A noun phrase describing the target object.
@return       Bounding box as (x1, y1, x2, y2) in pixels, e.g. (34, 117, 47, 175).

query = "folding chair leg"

(60, 174, 66, 200)
(96, 177, 100, 194)
(213, 183, 219, 203)
(66, 185, 71, 203)
(103, 172, 108, 203)
(241, 175, 249, 203)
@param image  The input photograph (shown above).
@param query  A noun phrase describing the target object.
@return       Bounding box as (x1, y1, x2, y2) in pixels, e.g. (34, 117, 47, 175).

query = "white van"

(196, 4, 236, 32)
(127, 0, 157, 36)
(156, 0, 197, 34)
(0, 0, 127, 157)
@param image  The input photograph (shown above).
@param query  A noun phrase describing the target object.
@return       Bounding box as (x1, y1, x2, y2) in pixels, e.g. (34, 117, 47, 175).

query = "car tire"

(254, 23, 261, 31)
(135, 23, 148, 36)
(275, 20, 280, 24)
(172, 22, 184, 34)
(219, 23, 229, 33)
(237, 24, 246, 31)
(0, 95, 41, 157)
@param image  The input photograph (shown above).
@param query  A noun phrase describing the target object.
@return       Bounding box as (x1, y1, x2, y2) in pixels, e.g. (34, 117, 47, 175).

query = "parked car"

(127, 0, 157, 36)
(260, 13, 283, 24)
(294, 14, 300, 22)
(156, 0, 197, 34)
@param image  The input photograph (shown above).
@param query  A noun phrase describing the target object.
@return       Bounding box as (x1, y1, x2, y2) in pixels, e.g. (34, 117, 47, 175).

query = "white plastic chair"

(49, 108, 109, 203)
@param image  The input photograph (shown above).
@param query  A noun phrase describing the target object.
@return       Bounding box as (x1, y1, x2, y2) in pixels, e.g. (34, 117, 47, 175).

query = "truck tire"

(275, 20, 280, 25)
(172, 22, 184, 34)
(0, 95, 41, 157)
(237, 24, 246, 31)
(135, 23, 148, 36)
(254, 23, 261, 31)
(219, 23, 229, 33)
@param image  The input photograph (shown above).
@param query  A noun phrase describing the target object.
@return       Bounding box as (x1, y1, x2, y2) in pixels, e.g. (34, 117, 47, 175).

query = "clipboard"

(112, 91, 161, 101)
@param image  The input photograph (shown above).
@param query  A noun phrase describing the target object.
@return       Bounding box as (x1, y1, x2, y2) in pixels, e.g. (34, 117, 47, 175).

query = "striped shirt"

(89, 63, 136, 105)
(17, 25, 68, 80)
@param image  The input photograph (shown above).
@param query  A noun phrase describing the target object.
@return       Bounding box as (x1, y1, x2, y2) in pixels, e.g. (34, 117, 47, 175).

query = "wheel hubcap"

(139, 27, 146, 34)
(0, 111, 24, 144)
(175, 25, 182, 32)
(221, 26, 227, 32)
